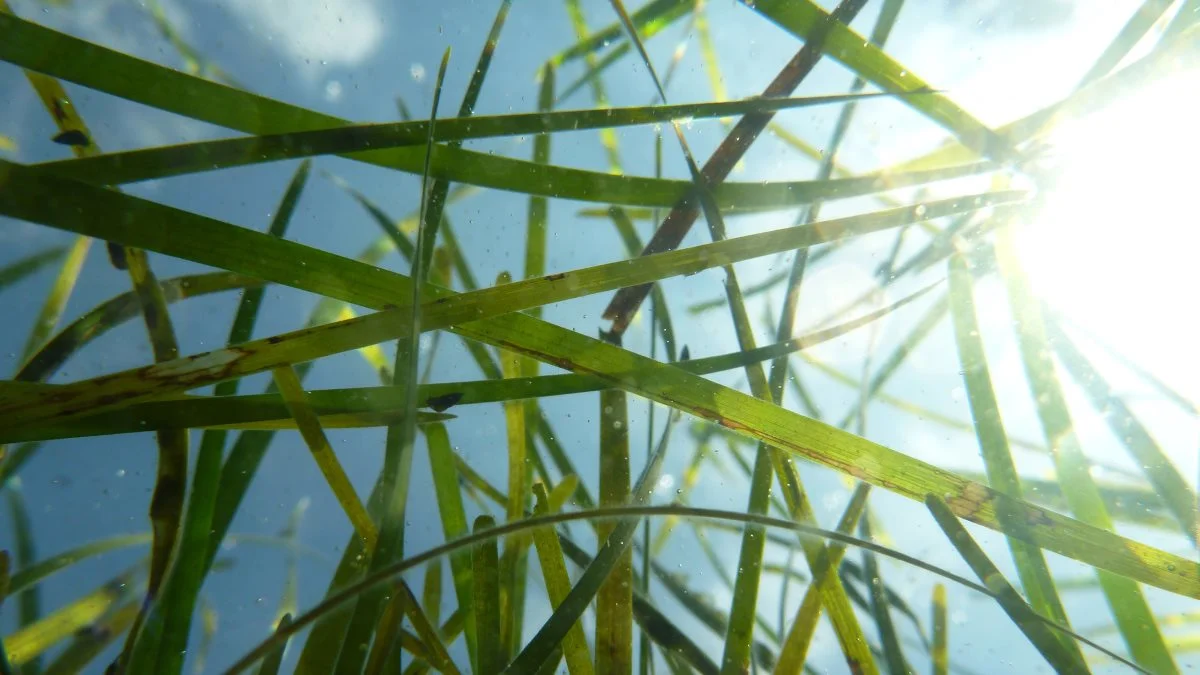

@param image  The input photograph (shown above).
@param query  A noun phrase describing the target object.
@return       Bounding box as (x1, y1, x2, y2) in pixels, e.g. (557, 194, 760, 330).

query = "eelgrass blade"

(363, 590, 405, 675)
(0, 241, 89, 520)
(424, 422, 477, 666)
(209, 237, 393, 675)
(16, 236, 90, 365)
(190, 598, 217, 674)
(837, 292, 950, 429)
(605, 2, 879, 670)
(0, 164, 1013, 427)
(946, 251, 1083, 666)
(859, 513, 912, 674)
(336, 20, 497, 665)
(496, 275, 532, 659)
(550, 0, 688, 67)
(507, 409, 676, 673)
(0, 247, 65, 302)
(4, 563, 142, 668)
(423, 560, 442, 630)
(0, 0, 116, 271)
(414, 0, 509, 279)
(128, 161, 312, 675)
(3, 484, 39, 674)
(395, 580, 461, 675)
(744, 0, 1007, 161)
(142, 0, 239, 87)
(16, 272, 262, 384)
(608, 7, 854, 660)
(221, 502, 1152, 675)
(445, 308, 1200, 599)
(775, 482, 871, 672)
(596, 327, 633, 674)
(4, 156, 1190, 604)
(837, 560, 931, 651)
(524, 63, 554, 296)
(1051, 309, 1199, 416)
(125, 251, 188, 675)
(253, 614, 291, 675)
(924, 495, 1091, 674)
(602, 0, 874, 331)
(887, 22, 1200, 175)
(563, 0, 623, 172)
(931, 584, 947, 675)
(6, 402, 452, 440)
(30, 93, 915, 189)
(473, 516, 504, 674)
(325, 49, 454, 675)
(958, 470, 1177, 531)
(993, 226, 1178, 674)
(693, 0, 727, 105)
(6, 534, 151, 596)
(272, 365, 377, 544)
(1075, 0, 1177, 89)
(0, 14, 993, 215)
(1047, 318, 1198, 545)
(13, 289, 926, 442)
(801, 351, 1050, 457)
(607, 205, 679, 362)
(691, 515, 738, 594)
(7, 28, 192, 669)
(650, 439, 708, 555)
(770, 1, 907, 653)
(291, 471, 395, 675)
(202, 230, 398, 566)
(41, 601, 139, 675)
(15, 292, 1192, 611)
(456, 451, 509, 508)
(531, 483, 594, 675)
(558, 533, 720, 675)
(1161, 0, 1200, 42)
(645, 548, 779, 671)
(396, 607, 465, 667)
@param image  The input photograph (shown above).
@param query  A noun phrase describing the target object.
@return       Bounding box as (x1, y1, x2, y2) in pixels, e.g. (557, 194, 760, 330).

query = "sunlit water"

(1019, 69, 1200, 405)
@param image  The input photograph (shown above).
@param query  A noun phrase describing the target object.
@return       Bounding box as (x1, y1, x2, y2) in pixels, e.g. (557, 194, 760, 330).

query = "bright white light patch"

(655, 474, 676, 494)
(221, 0, 383, 70)
(324, 80, 343, 102)
(1016, 68, 1200, 402)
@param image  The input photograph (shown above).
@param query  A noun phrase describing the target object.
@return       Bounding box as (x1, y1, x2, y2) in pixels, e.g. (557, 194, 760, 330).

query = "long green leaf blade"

(946, 251, 1084, 667)
(474, 516, 503, 674)
(994, 226, 1178, 674)
(924, 495, 1090, 674)
(1047, 318, 1198, 545)
(0, 13, 994, 213)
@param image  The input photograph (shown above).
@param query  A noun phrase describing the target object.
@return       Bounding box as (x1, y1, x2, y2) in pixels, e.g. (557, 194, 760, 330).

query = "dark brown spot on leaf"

(52, 129, 90, 147)
(425, 392, 464, 412)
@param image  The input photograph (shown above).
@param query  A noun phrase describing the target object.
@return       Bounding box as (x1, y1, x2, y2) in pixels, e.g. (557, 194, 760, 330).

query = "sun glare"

(1014, 68, 1200, 401)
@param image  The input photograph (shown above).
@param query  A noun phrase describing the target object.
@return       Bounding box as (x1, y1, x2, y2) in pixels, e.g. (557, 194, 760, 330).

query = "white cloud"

(221, 0, 384, 71)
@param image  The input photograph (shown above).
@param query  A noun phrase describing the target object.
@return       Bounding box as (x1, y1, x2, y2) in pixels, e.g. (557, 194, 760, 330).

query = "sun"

(1013, 66, 1200, 403)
